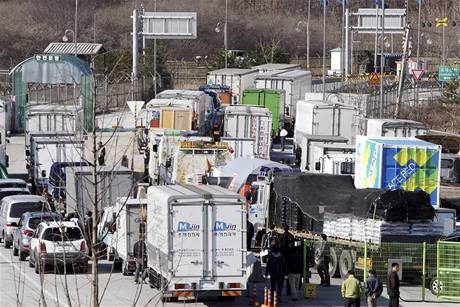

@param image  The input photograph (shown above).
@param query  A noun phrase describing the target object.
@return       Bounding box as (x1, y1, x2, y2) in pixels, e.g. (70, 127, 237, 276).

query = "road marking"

(0, 251, 70, 307)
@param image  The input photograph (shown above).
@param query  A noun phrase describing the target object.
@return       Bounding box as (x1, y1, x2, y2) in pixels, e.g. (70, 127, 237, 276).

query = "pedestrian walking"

(266, 247, 287, 303)
(387, 263, 400, 307)
(366, 269, 383, 307)
(280, 127, 288, 151)
(287, 246, 303, 301)
(133, 233, 147, 284)
(280, 226, 295, 296)
(261, 225, 280, 253)
(315, 234, 330, 286)
(341, 270, 361, 307)
(98, 141, 106, 166)
(247, 220, 254, 250)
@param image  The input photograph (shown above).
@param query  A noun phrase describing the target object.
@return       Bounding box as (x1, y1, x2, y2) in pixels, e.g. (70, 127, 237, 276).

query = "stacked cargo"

(206, 68, 258, 104)
(241, 89, 283, 133)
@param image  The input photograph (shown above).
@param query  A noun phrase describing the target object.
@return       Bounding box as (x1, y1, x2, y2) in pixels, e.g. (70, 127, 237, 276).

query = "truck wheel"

(13, 243, 19, 256)
(19, 249, 27, 261)
(4, 240, 11, 249)
(430, 278, 443, 295)
(339, 250, 354, 279)
(122, 260, 129, 276)
(328, 247, 338, 277)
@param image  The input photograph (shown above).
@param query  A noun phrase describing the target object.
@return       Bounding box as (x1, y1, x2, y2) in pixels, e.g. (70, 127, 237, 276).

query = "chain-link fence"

(305, 239, 460, 303)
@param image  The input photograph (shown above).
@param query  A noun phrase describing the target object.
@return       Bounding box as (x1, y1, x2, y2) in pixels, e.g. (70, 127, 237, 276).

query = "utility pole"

(74, 0, 78, 57)
(341, 0, 345, 80)
(153, 0, 157, 95)
(396, 25, 411, 118)
(91, 80, 99, 307)
(416, 0, 422, 67)
(307, 0, 311, 69)
(322, 0, 326, 101)
(374, 4, 379, 72)
(379, 0, 385, 117)
(132, 9, 138, 100)
(224, 0, 228, 68)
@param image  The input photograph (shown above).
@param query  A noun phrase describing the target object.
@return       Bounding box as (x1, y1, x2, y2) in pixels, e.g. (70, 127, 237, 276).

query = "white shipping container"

(223, 105, 272, 159)
(310, 144, 356, 174)
(146, 184, 247, 299)
(255, 69, 312, 119)
(207, 68, 258, 104)
(294, 100, 358, 145)
(295, 135, 348, 171)
(220, 137, 256, 159)
(362, 118, 429, 138)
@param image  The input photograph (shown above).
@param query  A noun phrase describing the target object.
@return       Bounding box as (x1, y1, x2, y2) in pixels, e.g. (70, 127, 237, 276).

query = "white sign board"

(142, 12, 197, 39)
(354, 8, 406, 34)
(127, 101, 145, 118)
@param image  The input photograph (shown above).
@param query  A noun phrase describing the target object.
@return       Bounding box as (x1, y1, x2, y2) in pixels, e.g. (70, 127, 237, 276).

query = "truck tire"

(329, 247, 339, 277)
(430, 278, 443, 295)
(13, 243, 19, 256)
(339, 250, 354, 279)
(122, 260, 128, 276)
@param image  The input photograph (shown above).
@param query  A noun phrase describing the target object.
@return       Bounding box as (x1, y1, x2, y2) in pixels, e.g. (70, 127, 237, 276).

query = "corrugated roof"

(207, 68, 258, 76)
(44, 42, 106, 55)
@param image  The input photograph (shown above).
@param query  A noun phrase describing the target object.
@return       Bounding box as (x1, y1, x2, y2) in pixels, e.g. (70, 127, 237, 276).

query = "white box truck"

(309, 144, 356, 175)
(361, 118, 429, 138)
(65, 166, 133, 215)
(207, 68, 258, 104)
(27, 137, 85, 188)
(99, 197, 147, 275)
(146, 184, 247, 300)
(294, 100, 359, 146)
(255, 69, 312, 119)
(223, 105, 272, 159)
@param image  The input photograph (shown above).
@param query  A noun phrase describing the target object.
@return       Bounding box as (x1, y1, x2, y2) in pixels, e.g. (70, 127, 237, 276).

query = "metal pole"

(416, 0, 421, 68)
(374, 5, 379, 72)
(422, 242, 426, 301)
(74, 0, 78, 57)
(322, 0, 326, 101)
(345, 9, 350, 76)
(303, 239, 308, 297)
(379, 0, 385, 117)
(132, 9, 138, 100)
(153, 0, 157, 95)
(350, 30, 354, 75)
(364, 241, 368, 283)
(341, 0, 345, 80)
(442, 26, 446, 65)
(224, 0, 228, 68)
(91, 79, 99, 307)
(307, 0, 311, 69)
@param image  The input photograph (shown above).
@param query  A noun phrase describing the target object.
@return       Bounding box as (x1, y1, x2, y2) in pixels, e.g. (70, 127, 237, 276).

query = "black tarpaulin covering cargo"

(269, 173, 434, 232)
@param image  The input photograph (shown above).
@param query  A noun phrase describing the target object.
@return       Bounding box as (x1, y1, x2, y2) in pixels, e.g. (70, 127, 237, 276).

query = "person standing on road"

(261, 225, 280, 254)
(98, 141, 106, 166)
(280, 127, 288, 152)
(315, 234, 330, 286)
(287, 245, 303, 301)
(133, 232, 147, 284)
(387, 263, 400, 307)
(366, 269, 383, 307)
(341, 270, 361, 307)
(247, 219, 254, 250)
(266, 247, 288, 303)
(280, 226, 295, 296)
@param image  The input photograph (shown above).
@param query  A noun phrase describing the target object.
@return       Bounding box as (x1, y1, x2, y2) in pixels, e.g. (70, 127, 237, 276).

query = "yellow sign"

(304, 283, 317, 298)
(368, 72, 380, 86)
(435, 17, 448, 27)
(356, 256, 373, 269)
(179, 141, 228, 149)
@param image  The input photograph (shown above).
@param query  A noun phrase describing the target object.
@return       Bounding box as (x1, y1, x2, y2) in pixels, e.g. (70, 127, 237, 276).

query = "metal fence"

(305, 239, 460, 303)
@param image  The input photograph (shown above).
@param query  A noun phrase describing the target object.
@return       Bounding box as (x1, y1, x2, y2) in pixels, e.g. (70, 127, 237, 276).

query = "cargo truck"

(26, 137, 84, 188)
(25, 104, 83, 150)
(207, 68, 258, 104)
(361, 118, 429, 138)
(241, 89, 284, 134)
(65, 166, 133, 215)
(146, 184, 248, 301)
(222, 105, 272, 159)
(295, 135, 349, 170)
(355, 137, 441, 205)
(255, 69, 312, 122)
(440, 154, 460, 183)
(99, 197, 147, 275)
(309, 144, 356, 175)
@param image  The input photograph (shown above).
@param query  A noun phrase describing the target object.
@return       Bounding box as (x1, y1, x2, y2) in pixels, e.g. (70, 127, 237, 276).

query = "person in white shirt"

(280, 128, 288, 151)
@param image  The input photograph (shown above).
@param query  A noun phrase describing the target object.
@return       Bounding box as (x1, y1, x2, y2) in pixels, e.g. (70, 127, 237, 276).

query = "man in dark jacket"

(366, 269, 383, 307)
(133, 233, 147, 284)
(247, 220, 254, 250)
(266, 247, 287, 302)
(387, 263, 400, 307)
(261, 225, 280, 253)
(315, 234, 330, 286)
(287, 246, 303, 301)
(280, 226, 295, 295)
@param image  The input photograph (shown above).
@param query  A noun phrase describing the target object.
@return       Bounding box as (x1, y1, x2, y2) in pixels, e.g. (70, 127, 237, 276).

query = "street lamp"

(295, 21, 310, 69)
(62, 29, 78, 57)
(215, 0, 228, 68)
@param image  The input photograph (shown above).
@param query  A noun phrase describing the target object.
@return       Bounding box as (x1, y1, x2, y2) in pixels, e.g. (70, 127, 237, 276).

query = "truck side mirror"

(25, 150, 30, 157)
(315, 162, 321, 171)
(165, 158, 172, 168)
(5, 155, 8, 168)
(41, 170, 47, 178)
(152, 144, 158, 153)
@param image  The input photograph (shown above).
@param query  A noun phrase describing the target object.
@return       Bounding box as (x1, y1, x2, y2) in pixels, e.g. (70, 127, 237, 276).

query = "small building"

(328, 48, 342, 76)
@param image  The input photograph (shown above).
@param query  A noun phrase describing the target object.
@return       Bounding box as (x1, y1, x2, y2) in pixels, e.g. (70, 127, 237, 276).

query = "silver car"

(12, 211, 62, 261)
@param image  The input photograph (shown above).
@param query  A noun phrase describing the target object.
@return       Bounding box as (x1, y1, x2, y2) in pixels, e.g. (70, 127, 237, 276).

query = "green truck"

(241, 89, 285, 134)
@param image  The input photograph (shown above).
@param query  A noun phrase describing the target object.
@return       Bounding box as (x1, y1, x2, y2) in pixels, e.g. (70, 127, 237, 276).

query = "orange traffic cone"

(273, 290, 277, 307)
(248, 283, 259, 306)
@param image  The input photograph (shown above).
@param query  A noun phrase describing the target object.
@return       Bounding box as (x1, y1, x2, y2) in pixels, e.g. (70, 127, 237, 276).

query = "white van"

(0, 195, 51, 248)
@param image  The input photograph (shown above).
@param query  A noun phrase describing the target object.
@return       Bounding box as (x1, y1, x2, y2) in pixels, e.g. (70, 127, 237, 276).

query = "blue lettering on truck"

(177, 221, 200, 232)
(213, 221, 237, 231)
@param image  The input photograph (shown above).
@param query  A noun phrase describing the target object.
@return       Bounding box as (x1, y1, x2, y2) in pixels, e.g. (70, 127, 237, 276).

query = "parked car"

(0, 179, 28, 189)
(29, 221, 88, 274)
(0, 187, 30, 201)
(12, 211, 62, 261)
(0, 195, 52, 248)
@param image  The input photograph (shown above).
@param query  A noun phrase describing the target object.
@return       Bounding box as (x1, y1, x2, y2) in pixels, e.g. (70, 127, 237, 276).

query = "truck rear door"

(209, 202, 245, 277)
(171, 203, 205, 278)
(127, 205, 141, 257)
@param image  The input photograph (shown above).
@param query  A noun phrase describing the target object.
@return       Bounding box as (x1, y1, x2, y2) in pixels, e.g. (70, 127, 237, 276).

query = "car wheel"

(81, 262, 89, 273)
(28, 253, 34, 267)
(19, 249, 27, 261)
(430, 278, 443, 295)
(4, 240, 11, 249)
(13, 243, 19, 256)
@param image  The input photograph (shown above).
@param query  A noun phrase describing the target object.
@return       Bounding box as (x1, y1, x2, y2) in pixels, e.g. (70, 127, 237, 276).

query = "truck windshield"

(43, 227, 83, 241)
(10, 202, 50, 218)
(441, 159, 454, 169)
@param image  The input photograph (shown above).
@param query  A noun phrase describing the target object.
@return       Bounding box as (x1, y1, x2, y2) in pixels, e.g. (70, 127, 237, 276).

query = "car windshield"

(28, 216, 60, 229)
(0, 190, 29, 200)
(9, 202, 50, 218)
(43, 227, 83, 241)
(0, 183, 27, 189)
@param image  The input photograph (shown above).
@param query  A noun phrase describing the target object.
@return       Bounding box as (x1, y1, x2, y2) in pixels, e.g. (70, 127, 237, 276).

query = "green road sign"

(439, 66, 459, 81)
